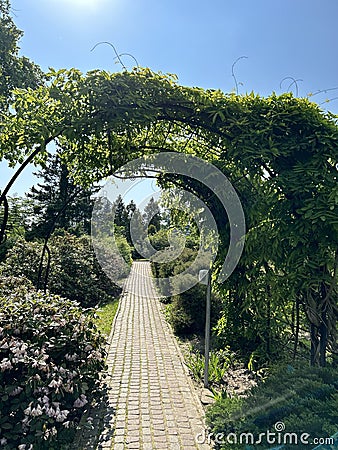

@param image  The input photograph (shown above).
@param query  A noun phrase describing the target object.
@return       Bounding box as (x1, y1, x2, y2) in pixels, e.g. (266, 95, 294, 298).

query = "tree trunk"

(319, 307, 328, 367)
(310, 323, 319, 366)
(293, 296, 300, 361)
(319, 281, 328, 367)
(266, 286, 271, 357)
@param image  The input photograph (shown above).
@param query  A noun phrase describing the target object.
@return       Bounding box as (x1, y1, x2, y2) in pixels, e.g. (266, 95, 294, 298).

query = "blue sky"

(2, 0, 338, 198)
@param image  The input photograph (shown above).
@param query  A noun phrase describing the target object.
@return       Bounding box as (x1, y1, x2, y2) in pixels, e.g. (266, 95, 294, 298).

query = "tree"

(26, 152, 98, 239)
(113, 195, 129, 230)
(112, 196, 145, 246)
(0, 0, 43, 112)
(0, 195, 31, 234)
(143, 197, 161, 232)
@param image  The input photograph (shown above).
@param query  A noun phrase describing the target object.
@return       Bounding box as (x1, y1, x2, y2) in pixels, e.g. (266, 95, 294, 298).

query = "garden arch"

(1, 67, 337, 366)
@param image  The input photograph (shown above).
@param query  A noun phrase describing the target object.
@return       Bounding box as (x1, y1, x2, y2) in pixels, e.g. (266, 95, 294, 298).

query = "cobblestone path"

(98, 261, 210, 450)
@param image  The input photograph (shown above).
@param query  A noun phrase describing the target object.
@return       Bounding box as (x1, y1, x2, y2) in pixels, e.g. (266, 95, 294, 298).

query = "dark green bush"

(48, 233, 123, 306)
(1, 232, 131, 307)
(0, 283, 106, 449)
(0, 275, 33, 296)
(1, 239, 42, 286)
(206, 364, 338, 449)
(0, 235, 18, 263)
(150, 233, 221, 336)
(167, 282, 221, 335)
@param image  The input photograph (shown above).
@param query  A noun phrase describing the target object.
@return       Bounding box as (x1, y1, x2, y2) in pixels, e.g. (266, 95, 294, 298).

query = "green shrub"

(0, 235, 19, 263)
(168, 282, 207, 335)
(1, 238, 42, 286)
(48, 233, 123, 306)
(0, 284, 106, 449)
(149, 229, 171, 252)
(206, 364, 338, 449)
(151, 241, 222, 336)
(0, 275, 33, 297)
(114, 235, 133, 267)
(165, 284, 222, 336)
(1, 233, 130, 307)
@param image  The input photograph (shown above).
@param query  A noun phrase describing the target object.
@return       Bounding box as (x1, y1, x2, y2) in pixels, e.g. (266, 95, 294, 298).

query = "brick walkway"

(98, 261, 210, 450)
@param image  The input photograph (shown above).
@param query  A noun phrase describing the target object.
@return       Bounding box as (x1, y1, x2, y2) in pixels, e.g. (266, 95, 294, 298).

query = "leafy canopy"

(1, 66, 338, 362)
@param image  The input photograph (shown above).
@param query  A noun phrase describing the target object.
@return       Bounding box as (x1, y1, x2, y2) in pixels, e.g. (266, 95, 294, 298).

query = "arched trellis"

(1, 67, 338, 366)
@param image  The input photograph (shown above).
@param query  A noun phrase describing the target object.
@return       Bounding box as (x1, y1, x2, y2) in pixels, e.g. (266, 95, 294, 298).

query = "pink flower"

(0, 358, 12, 371)
(73, 394, 88, 408)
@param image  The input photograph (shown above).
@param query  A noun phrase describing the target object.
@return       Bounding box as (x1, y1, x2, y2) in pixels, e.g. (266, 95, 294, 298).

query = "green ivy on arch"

(1, 67, 338, 366)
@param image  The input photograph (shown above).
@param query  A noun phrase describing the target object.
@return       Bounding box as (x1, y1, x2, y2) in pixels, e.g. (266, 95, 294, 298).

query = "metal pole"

(204, 270, 211, 388)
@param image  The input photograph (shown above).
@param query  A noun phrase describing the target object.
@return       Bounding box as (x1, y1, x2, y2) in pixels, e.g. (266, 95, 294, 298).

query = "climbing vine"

(1, 67, 337, 365)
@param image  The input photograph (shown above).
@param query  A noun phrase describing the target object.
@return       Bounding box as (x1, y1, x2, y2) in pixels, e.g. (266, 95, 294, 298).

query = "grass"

(95, 298, 119, 336)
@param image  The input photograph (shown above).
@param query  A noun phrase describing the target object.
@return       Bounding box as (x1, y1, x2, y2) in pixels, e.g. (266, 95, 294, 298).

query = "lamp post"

(199, 268, 212, 388)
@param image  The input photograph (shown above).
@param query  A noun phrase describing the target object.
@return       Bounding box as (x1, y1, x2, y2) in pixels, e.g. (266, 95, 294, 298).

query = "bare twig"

(117, 53, 140, 68)
(91, 42, 127, 71)
(280, 77, 303, 97)
(232, 56, 248, 94)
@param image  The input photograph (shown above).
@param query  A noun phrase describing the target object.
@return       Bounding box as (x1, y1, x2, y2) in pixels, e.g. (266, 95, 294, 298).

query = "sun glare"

(52, 0, 104, 13)
(71, 0, 98, 5)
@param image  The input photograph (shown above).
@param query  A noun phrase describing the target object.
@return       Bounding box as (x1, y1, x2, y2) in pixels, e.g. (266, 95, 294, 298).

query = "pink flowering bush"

(0, 279, 106, 449)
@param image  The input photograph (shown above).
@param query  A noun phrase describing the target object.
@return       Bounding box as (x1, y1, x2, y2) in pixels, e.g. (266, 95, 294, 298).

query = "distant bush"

(168, 285, 222, 335)
(150, 230, 221, 336)
(206, 364, 338, 450)
(0, 284, 106, 449)
(114, 235, 133, 267)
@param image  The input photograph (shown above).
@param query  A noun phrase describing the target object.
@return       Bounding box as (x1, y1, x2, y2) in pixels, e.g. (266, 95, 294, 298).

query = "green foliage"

(1, 238, 42, 285)
(112, 195, 130, 232)
(1, 64, 337, 364)
(0, 274, 33, 296)
(167, 282, 207, 335)
(0, 195, 34, 263)
(149, 228, 171, 252)
(0, 0, 43, 112)
(114, 234, 133, 267)
(0, 195, 32, 234)
(206, 365, 338, 449)
(186, 348, 235, 386)
(143, 197, 161, 232)
(151, 239, 221, 335)
(1, 233, 129, 306)
(48, 233, 122, 306)
(96, 195, 147, 259)
(0, 283, 106, 449)
(26, 152, 98, 240)
(168, 282, 221, 335)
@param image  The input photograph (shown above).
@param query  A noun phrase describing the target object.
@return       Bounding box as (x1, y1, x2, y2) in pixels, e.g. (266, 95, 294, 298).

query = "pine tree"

(143, 197, 162, 232)
(112, 196, 144, 246)
(113, 195, 129, 230)
(26, 153, 98, 239)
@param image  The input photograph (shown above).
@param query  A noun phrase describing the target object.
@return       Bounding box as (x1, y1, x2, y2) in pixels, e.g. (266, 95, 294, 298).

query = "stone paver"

(98, 261, 210, 450)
